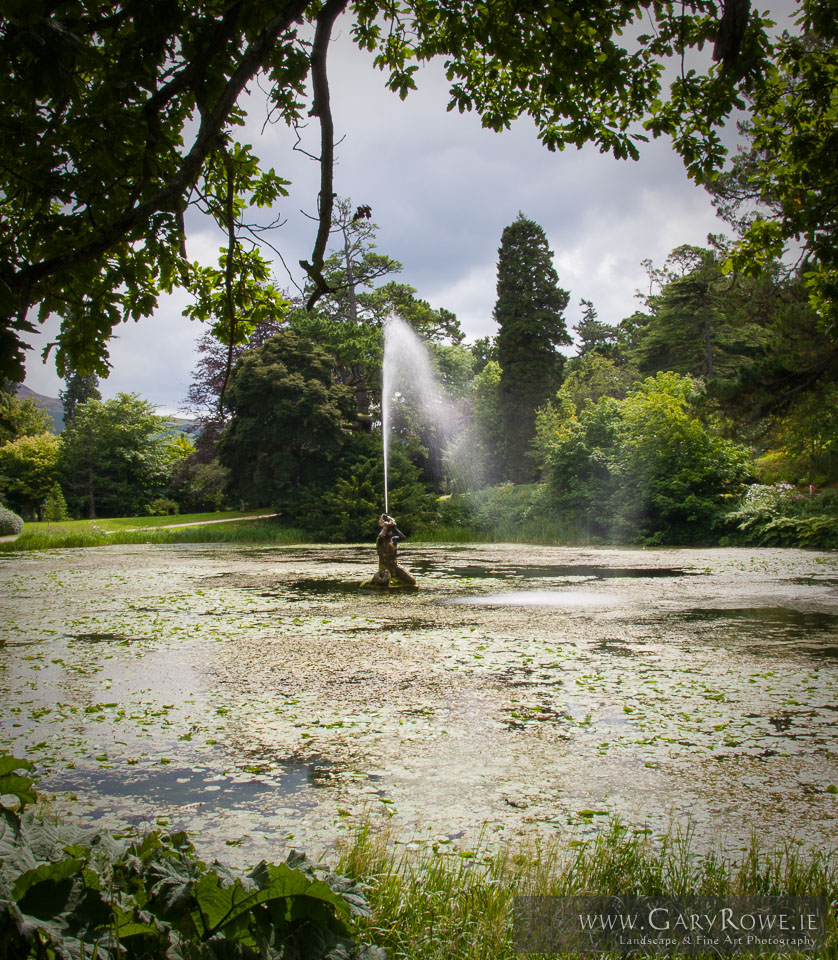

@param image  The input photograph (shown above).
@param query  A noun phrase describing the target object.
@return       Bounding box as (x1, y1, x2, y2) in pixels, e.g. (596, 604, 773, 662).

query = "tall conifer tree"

(60, 371, 101, 426)
(494, 214, 570, 481)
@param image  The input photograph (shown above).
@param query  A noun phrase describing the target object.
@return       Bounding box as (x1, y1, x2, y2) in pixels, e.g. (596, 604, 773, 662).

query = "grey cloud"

(23, 12, 732, 406)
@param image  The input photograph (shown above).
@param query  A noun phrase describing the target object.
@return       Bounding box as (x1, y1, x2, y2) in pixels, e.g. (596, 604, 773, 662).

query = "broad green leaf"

(12, 857, 84, 909)
(0, 773, 37, 809)
(0, 756, 34, 778)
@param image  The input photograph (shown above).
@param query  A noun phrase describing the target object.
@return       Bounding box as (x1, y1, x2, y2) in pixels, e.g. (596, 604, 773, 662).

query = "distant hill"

(160, 417, 200, 439)
(16, 385, 64, 432)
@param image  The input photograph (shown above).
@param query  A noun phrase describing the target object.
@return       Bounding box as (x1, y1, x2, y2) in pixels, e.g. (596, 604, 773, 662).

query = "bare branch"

(298, 0, 348, 310)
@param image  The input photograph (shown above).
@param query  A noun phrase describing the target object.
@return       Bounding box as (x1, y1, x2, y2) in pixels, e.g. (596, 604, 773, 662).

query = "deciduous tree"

(709, 5, 838, 339)
(0, 389, 53, 444)
(537, 372, 750, 543)
(60, 394, 171, 517)
(0, 432, 62, 520)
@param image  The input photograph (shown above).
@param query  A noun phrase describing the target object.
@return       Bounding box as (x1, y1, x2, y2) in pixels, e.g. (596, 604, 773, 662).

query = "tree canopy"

(627, 244, 777, 381)
(494, 213, 570, 481)
(60, 393, 173, 517)
(217, 330, 356, 512)
(1, 0, 779, 382)
(535, 371, 750, 543)
(709, 5, 838, 338)
(0, 431, 62, 521)
(0, 389, 53, 444)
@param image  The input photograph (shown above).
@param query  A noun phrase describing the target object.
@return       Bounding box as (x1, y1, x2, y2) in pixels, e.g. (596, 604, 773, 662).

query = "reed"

(336, 821, 838, 960)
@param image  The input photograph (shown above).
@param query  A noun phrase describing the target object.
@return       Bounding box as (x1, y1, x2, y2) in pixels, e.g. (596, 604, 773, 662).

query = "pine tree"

(60, 371, 101, 426)
(574, 299, 620, 358)
(494, 214, 570, 482)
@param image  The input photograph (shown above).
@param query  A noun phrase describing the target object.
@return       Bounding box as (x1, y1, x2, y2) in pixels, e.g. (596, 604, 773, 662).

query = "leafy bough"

(0, 753, 385, 959)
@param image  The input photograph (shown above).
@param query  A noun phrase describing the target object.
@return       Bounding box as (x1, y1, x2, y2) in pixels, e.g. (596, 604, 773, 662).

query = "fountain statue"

(371, 514, 416, 588)
(375, 314, 472, 590)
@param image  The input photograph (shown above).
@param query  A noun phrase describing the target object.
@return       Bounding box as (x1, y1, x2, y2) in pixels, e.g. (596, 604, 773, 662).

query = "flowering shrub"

(724, 484, 838, 548)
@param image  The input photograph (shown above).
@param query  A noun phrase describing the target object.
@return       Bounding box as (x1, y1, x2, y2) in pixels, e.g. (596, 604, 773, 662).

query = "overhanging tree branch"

(8, 0, 313, 316)
(298, 0, 348, 311)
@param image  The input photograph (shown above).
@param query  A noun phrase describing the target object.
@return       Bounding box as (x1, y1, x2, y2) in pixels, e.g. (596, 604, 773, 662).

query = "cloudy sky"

(21, 15, 742, 414)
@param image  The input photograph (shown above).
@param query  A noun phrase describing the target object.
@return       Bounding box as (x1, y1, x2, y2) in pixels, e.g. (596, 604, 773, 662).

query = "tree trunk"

(88, 470, 96, 519)
(703, 299, 715, 379)
(342, 228, 371, 426)
(343, 227, 359, 326)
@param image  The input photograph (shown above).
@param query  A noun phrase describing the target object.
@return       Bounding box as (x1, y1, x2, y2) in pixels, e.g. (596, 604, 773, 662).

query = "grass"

(337, 821, 838, 959)
(3, 511, 586, 552)
(0, 510, 314, 552)
(412, 519, 588, 546)
(412, 524, 494, 543)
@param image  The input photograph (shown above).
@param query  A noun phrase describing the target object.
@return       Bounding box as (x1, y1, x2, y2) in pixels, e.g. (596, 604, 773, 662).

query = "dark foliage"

(218, 331, 356, 513)
(494, 214, 570, 483)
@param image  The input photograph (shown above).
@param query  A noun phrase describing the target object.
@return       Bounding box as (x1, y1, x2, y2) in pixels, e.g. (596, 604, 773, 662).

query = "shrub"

(723, 483, 838, 548)
(432, 484, 545, 534)
(42, 483, 69, 521)
(0, 504, 23, 535)
(145, 497, 179, 516)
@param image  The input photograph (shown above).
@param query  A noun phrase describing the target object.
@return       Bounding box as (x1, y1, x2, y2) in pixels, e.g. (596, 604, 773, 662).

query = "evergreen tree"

(629, 245, 777, 382)
(573, 299, 620, 358)
(494, 214, 570, 482)
(60, 371, 101, 425)
(218, 332, 356, 514)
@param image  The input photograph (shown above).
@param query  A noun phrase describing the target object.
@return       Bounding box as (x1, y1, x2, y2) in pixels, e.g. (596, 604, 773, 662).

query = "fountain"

(381, 315, 447, 514)
(374, 316, 483, 587)
(375, 315, 453, 588)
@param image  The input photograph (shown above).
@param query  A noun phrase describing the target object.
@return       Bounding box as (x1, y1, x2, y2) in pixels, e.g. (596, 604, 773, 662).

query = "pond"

(1, 542, 837, 867)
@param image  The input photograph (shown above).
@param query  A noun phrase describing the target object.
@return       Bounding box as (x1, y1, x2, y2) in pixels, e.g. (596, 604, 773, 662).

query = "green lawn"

(0, 509, 313, 552)
(26, 508, 272, 534)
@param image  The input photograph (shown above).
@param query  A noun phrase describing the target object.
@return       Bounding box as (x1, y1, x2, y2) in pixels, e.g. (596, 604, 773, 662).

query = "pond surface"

(1, 542, 837, 867)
